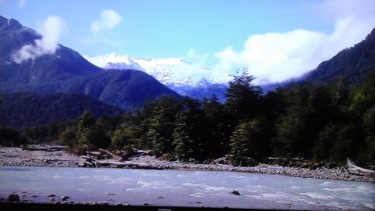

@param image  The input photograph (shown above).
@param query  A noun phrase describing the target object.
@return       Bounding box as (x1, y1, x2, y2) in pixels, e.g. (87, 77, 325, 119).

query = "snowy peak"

(132, 57, 214, 88)
(103, 61, 144, 71)
(85, 53, 228, 100)
(86, 54, 221, 88)
(86, 53, 144, 71)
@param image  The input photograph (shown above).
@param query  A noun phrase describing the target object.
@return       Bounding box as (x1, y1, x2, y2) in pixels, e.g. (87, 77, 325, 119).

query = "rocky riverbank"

(0, 147, 85, 167)
(0, 147, 374, 183)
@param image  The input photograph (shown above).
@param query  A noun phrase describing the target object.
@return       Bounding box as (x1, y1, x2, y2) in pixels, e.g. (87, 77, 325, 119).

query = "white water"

(0, 166, 374, 209)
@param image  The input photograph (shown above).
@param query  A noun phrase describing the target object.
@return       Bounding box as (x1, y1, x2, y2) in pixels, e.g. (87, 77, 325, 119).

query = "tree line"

(1, 69, 374, 166)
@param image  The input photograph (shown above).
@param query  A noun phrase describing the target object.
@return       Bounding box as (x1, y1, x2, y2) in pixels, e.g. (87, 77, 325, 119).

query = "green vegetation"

(0, 92, 123, 128)
(1, 68, 375, 167)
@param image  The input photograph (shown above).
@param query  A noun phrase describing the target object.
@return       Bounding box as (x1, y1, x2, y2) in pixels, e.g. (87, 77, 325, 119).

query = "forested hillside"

(298, 28, 375, 86)
(0, 92, 123, 128)
(0, 16, 180, 110)
(2, 69, 374, 167)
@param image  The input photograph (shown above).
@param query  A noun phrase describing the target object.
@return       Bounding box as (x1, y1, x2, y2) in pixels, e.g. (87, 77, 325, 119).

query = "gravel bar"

(0, 147, 374, 183)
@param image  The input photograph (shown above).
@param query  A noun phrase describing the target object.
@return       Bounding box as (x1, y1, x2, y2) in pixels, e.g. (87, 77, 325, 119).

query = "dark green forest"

(1, 68, 374, 166)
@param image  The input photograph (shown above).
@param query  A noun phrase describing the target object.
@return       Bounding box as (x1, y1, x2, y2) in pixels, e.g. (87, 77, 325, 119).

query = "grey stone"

(8, 193, 20, 202)
(231, 190, 240, 195)
(61, 195, 69, 201)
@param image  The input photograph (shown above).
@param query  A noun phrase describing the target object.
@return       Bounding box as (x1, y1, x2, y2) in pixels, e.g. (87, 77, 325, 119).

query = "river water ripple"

(0, 166, 374, 210)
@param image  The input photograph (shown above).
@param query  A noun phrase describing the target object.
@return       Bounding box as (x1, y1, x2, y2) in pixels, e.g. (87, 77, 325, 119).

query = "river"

(0, 166, 374, 210)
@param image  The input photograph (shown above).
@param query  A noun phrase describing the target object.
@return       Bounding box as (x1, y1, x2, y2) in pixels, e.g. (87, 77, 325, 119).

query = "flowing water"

(0, 166, 374, 210)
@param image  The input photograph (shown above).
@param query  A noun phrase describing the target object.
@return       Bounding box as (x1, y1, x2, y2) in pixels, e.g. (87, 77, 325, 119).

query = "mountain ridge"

(0, 15, 180, 109)
(88, 27, 375, 99)
(88, 54, 228, 100)
(292, 27, 375, 86)
(0, 92, 123, 128)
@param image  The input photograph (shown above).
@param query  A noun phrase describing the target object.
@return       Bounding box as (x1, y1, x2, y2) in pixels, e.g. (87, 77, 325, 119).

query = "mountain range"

(88, 54, 228, 101)
(0, 15, 180, 127)
(0, 14, 374, 128)
(0, 16, 179, 109)
(88, 28, 375, 98)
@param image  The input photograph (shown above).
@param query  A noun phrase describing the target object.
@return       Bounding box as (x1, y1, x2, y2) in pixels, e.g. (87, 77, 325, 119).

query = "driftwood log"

(347, 158, 375, 176)
(80, 149, 164, 169)
(98, 148, 121, 160)
(22, 145, 67, 152)
(95, 160, 163, 169)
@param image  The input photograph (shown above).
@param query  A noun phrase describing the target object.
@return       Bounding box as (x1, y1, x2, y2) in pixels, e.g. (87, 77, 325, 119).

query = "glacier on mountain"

(85, 53, 230, 100)
(86, 53, 144, 71)
(86, 54, 226, 87)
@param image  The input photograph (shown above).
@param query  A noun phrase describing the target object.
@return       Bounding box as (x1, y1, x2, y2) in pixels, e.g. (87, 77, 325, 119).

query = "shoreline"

(0, 147, 374, 183)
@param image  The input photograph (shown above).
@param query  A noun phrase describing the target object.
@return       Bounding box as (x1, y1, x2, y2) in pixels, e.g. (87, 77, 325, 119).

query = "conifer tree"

(230, 117, 268, 164)
(145, 96, 182, 156)
(76, 111, 110, 149)
(173, 98, 207, 161)
(225, 69, 262, 122)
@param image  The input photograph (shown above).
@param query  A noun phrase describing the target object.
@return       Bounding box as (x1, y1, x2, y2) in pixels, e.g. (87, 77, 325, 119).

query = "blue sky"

(1, 0, 375, 83)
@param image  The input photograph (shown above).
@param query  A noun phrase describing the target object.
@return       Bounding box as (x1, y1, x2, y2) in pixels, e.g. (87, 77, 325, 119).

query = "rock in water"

(61, 195, 69, 201)
(231, 190, 240, 195)
(8, 193, 20, 202)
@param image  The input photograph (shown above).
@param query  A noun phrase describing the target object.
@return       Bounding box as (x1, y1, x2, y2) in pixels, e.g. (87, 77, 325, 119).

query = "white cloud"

(214, 0, 375, 84)
(18, 0, 26, 7)
(84, 0, 375, 86)
(12, 16, 66, 63)
(91, 9, 122, 32)
(187, 49, 209, 65)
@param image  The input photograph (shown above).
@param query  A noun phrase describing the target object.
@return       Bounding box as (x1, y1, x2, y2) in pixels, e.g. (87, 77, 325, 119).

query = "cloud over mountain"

(12, 16, 65, 63)
(213, 0, 375, 84)
(91, 9, 122, 32)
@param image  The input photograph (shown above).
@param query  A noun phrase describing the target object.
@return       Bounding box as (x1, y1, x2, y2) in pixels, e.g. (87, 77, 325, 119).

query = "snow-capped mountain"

(0, 16, 179, 110)
(132, 57, 213, 88)
(86, 54, 228, 100)
(86, 53, 144, 71)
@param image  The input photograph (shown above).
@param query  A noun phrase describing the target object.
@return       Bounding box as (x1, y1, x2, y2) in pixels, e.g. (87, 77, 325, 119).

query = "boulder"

(230, 190, 240, 195)
(8, 193, 20, 202)
(61, 195, 69, 201)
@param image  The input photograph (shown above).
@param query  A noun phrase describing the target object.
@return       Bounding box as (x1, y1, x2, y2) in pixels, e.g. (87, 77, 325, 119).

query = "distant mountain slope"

(88, 54, 228, 101)
(299, 28, 375, 85)
(0, 16, 103, 87)
(0, 69, 178, 108)
(0, 15, 179, 109)
(0, 92, 123, 128)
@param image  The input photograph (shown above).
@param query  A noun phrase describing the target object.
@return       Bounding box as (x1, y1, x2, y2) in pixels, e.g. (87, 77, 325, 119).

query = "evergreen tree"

(111, 125, 143, 149)
(202, 95, 230, 158)
(363, 105, 375, 164)
(75, 111, 110, 149)
(173, 98, 207, 161)
(330, 123, 361, 161)
(59, 127, 76, 148)
(274, 87, 309, 157)
(145, 96, 182, 156)
(225, 69, 263, 122)
(76, 111, 96, 145)
(274, 85, 340, 159)
(230, 116, 268, 165)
